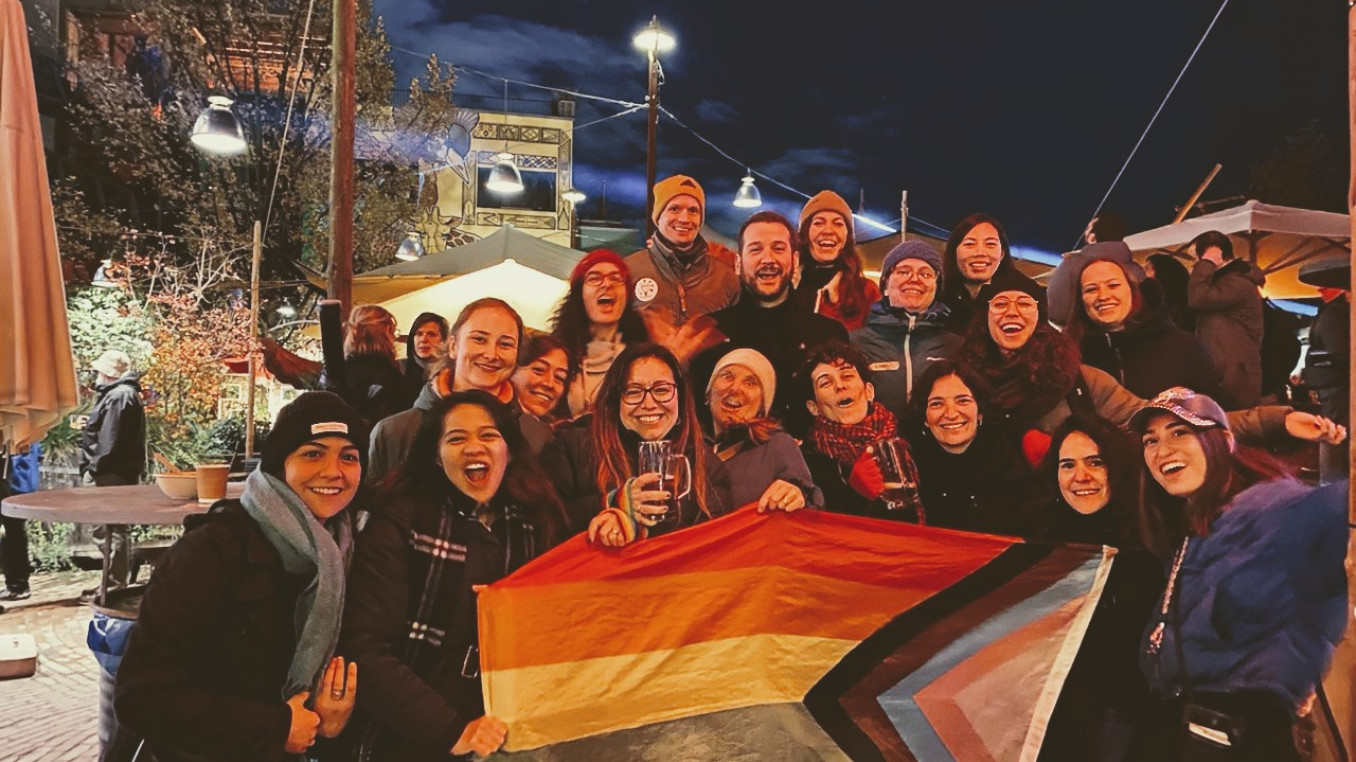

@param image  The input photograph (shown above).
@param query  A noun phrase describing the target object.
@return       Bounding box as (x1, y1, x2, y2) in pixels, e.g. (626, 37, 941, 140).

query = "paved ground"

(0, 570, 105, 762)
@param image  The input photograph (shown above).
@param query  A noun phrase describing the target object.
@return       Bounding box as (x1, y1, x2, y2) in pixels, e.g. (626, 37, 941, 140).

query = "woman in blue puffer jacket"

(1130, 387, 1348, 761)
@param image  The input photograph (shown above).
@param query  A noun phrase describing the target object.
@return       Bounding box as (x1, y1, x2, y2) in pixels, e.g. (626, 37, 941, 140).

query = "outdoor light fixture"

(190, 96, 247, 156)
(733, 171, 762, 209)
(562, 188, 587, 204)
(395, 231, 427, 261)
(91, 259, 119, 288)
(632, 17, 676, 54)
(276, 299, 297, 318)
(485, 81, 524, 196)
(485, 152, 524, 194)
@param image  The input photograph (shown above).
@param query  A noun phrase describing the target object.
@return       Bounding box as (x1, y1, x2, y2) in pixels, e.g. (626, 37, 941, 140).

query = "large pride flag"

(480, 506, 1113, 761)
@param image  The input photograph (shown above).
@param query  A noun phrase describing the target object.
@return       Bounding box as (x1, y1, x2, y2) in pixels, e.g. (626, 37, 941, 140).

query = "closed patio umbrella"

(0, 0, 79, 448)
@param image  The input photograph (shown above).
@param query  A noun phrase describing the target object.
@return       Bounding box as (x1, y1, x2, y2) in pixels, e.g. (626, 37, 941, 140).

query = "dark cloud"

(694, 99, 739, 123)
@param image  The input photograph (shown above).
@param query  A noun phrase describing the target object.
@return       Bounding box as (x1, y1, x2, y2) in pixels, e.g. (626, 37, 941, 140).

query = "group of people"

(109, 176, 1350, 762)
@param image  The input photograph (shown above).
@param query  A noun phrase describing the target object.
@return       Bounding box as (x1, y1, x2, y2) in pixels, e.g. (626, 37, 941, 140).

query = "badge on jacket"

(869, 361, 901, 372)
(635, 278, 659, 303)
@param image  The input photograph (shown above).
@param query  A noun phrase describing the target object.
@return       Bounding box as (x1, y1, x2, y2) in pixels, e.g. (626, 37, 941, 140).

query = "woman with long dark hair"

(1129, 388, 1348, 761)
(1035, 414, 1164, 762)
(793, 190, 880, 330)
(540, 343, 730, 541)
(956, 269, 1342, 449)
(939, 213, 1038, 333)
(342, 391, 567, 760)
(115, 392, 368, 761)
(549, 249, 649, 418)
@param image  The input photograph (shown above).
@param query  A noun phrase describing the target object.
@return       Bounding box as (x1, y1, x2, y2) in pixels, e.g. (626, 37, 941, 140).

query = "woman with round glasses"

(956, 270, 1344, 452)
(550, 250, 650, 419)
(540, 343, 730, 541)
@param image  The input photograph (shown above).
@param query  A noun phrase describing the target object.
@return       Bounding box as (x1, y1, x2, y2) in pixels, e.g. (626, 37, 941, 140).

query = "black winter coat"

(908, 425, 1043, 537)
(694, 293, 849, 438)
(81, 374, 145, 483)
(1078, 290, 1223, 401)
(329, 352, 407, 426)
(340, 490, 551, 761)
(114, 501, 305, 762)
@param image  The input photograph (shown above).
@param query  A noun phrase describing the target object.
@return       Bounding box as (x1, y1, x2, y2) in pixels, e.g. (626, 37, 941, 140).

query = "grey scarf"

(240, 469, 354, 697)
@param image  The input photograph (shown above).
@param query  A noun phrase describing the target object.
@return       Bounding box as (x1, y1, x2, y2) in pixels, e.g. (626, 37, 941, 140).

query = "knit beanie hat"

(799, 190, 853, 230)
(652, 175, 705, 224)
(1076, 241, 1145, 284)
(879, 240, 943, 293)
(977, 268, 1046, 315)
(706, 348, 777, 417)
(260, 391, 371, 477)
(91, 349, 132, 378)
(570, 248, 629, 285)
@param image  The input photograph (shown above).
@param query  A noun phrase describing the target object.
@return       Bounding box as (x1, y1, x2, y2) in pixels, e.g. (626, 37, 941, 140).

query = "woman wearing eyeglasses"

(540, 343, 730, 542)
(955, 270, 1344, 453)
(550, 250, 650, 419)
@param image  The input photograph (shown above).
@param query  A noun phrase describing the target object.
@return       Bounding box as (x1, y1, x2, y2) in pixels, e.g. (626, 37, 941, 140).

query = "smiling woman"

(342, 391, 567, 761)
(1127, 388, 1348, 761)
(539, 343, 730, 539)
(549, 250, 651, 419)
(114, 392, 370, 761)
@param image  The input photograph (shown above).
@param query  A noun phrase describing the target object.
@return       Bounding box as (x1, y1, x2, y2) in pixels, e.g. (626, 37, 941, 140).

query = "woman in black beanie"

(115, 391, 370, 761)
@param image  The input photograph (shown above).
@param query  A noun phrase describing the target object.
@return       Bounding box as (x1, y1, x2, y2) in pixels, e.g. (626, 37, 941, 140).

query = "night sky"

(371, 0, 1349, 254)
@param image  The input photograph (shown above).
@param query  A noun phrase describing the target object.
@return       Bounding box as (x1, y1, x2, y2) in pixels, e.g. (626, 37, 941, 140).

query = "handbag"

(1147, 538, 1250, 760)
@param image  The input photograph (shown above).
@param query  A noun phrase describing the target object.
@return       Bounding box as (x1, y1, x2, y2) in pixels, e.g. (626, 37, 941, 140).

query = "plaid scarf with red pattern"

(809, 402, 898, 467)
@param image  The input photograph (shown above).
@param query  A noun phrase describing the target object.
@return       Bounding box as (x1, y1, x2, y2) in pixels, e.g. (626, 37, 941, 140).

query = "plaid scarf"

(402, 491, 539, 674)
(809, 402, 898, 467)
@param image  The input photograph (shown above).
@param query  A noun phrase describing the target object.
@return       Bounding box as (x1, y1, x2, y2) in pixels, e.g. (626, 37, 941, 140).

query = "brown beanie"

(799, 190, 854, 230)
(652, 175, 705, 224)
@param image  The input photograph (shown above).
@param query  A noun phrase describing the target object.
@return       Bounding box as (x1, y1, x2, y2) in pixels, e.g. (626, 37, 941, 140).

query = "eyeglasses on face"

(621, 382, 678, 405)
(893, 266, 936, 282)
(989, 297, 1039, 314)
(584, 272, 626, 288)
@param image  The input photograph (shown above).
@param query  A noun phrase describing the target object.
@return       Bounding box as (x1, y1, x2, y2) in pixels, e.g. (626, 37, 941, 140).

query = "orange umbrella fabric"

(0, 0, 79, 448)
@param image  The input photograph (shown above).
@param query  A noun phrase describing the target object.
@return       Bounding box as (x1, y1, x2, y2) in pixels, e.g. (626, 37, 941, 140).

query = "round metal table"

(1, 483, 244, 604)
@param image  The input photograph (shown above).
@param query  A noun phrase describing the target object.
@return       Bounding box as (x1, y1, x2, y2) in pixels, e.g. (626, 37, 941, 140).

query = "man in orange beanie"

(625, 175, 739, 331)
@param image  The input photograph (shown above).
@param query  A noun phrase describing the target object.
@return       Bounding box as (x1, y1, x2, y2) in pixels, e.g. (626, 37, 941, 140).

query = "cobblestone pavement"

(0, 570, 105, 762)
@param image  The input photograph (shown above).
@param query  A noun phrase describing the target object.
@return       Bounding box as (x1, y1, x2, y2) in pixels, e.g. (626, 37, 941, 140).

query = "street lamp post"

(633, 17, 674, 237)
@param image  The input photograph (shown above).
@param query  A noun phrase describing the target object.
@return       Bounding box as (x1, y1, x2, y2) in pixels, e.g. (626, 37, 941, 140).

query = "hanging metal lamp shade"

(485, 152, 524, 194)
(395, 231, 427, 261)
(190, 96, 247, 156)
(733, 172, 762, 209)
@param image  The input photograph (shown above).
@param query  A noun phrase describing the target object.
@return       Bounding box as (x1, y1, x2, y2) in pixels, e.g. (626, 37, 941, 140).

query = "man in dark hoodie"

(397, 311, 448, 410)
(81, 349, 146, 591)
(1187, 230, 1266, 408)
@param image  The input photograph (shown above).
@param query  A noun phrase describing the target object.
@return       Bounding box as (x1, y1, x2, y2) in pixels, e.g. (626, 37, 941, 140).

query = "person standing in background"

(0, 443, 40, 610)
(81, 350, 146, 595)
